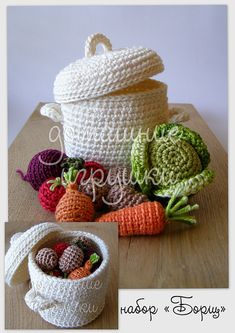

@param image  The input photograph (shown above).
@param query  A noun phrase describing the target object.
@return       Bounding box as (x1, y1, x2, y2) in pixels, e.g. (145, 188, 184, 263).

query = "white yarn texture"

(41, 33, 170, 167)
(53, 33, 164, 102)
(5, 223, 62, 287)
(24, 230, 110, 328)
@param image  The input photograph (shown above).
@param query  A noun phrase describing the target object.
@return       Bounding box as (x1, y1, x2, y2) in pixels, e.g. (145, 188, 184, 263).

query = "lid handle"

(85, 33, 112, 58)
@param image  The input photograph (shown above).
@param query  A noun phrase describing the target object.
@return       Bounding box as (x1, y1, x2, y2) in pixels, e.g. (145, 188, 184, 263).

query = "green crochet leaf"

(131, 132, 152, 195)
(153, 124, 210, 169)
(153, 169, 215, 198)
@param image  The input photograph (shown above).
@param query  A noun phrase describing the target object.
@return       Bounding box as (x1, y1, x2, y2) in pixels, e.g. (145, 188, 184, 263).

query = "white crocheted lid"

(53, 33, 164, 103)
(5, 222, 63, 286)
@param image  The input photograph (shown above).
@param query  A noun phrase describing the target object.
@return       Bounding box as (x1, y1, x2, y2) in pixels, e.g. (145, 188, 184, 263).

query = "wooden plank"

(8, 103, 228, 288)
(5, 222, 118, 329)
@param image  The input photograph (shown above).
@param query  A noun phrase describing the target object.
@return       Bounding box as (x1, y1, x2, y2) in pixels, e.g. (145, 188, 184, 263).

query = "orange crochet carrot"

(55, 183, 95, 222)
(95, 193, 199, 236)
(55, 167, 95, 222)
(68, 253, 100, 280)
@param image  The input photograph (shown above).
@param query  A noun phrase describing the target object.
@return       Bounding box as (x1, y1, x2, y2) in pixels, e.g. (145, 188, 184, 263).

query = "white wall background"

(7, 5, 228, 150)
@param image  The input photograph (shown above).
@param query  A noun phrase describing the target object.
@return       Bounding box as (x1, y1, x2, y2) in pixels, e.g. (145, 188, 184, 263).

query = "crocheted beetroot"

(52, 242, 70, 258)
(38, 177, 66, 212)
(35, 248, 58, 271)
(59, 245, 84, 273)
(16, 149, 67, 191)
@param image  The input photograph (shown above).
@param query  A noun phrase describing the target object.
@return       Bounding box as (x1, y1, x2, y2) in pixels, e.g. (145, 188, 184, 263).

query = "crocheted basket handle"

(40, 103, 63, 123)
(25, 288, 60, 312)
(169, 106, 190, 123)
(85, 33, 112, 58)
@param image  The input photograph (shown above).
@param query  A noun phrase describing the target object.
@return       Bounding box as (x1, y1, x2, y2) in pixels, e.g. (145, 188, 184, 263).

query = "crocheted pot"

(16, 149, 67, 191)
(131, 123, 215, 197)
(40, 33, 171, 168)
(5, 223, 110, 328)
(55, 183, 95, 222)
(38, 177, 66, 212)
(106, 184, 149, 211)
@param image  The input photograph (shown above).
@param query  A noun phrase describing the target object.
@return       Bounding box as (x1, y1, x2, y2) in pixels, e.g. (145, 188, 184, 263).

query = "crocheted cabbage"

(131, 123, 214, 197)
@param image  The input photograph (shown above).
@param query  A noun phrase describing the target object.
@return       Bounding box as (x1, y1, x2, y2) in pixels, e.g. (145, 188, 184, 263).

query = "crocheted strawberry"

(59, 245, 84, 273)
(38, 177, 65, 212)
(35, 248, 58, 271)
(52, 242, 70, 258)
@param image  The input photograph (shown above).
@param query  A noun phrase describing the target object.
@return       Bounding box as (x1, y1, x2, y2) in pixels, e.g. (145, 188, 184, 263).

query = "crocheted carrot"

(96, 192, 199, 236)
(68, 253, 100, 280)
(55, 167, 95, 222)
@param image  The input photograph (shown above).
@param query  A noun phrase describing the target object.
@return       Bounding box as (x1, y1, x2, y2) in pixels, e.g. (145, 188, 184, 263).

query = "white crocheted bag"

(41, 33, 180, 168)
(5, 223, 110, 328)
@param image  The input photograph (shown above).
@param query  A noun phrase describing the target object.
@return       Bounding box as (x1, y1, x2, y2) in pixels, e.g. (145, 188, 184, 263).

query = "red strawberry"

(38, 177, 65, 212)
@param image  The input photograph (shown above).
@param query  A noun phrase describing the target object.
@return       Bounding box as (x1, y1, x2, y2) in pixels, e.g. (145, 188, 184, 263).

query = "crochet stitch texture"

(78, 178, 109, 211)
(41, 33, 169, 168)
(35, 248, 58, 271)
(131, 123, 214, 197)
(96, 201, 165, 236)
(55, 183, 95, 222)
(38, 178, 66, 212)
(17, 149, 66, 191)
(106, 184, 148, 211)
(59, 245, 84, 273)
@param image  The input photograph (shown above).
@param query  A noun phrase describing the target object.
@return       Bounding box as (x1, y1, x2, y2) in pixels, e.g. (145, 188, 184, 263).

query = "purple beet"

(16, 149, 67, 191)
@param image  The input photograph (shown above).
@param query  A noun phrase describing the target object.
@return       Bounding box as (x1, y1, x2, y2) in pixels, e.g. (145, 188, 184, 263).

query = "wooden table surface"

(8, 103, 228, 289)
(5, 222, 118, 329)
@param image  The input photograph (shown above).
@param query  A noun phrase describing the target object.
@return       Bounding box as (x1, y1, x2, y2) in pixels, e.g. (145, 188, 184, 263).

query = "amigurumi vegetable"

(38, 177, 66, 212)
(68, 253, 100, 280)
(16, 149, 67, 190)
(78, 177, 109, 211)
(35, 248, 58, 270)
(55, 167, 95, 222)
(106, 184, 149, 211)
(106, 167, 133, 187)
(59, 245, 84, 273)
(71, 235, 95, 251)
(96, 190, 199, 236)
(131, 123, 214, 197)
(52, 242, 70, 258)
(76, 161, 107, 184)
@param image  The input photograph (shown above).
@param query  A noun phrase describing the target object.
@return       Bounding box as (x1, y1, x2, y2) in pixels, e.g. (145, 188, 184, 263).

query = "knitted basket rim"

(5, 223, 63, 287)
(53, 33, 164, 103)
(28, 230, 109, 285)
(64, 79, 167, 105)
